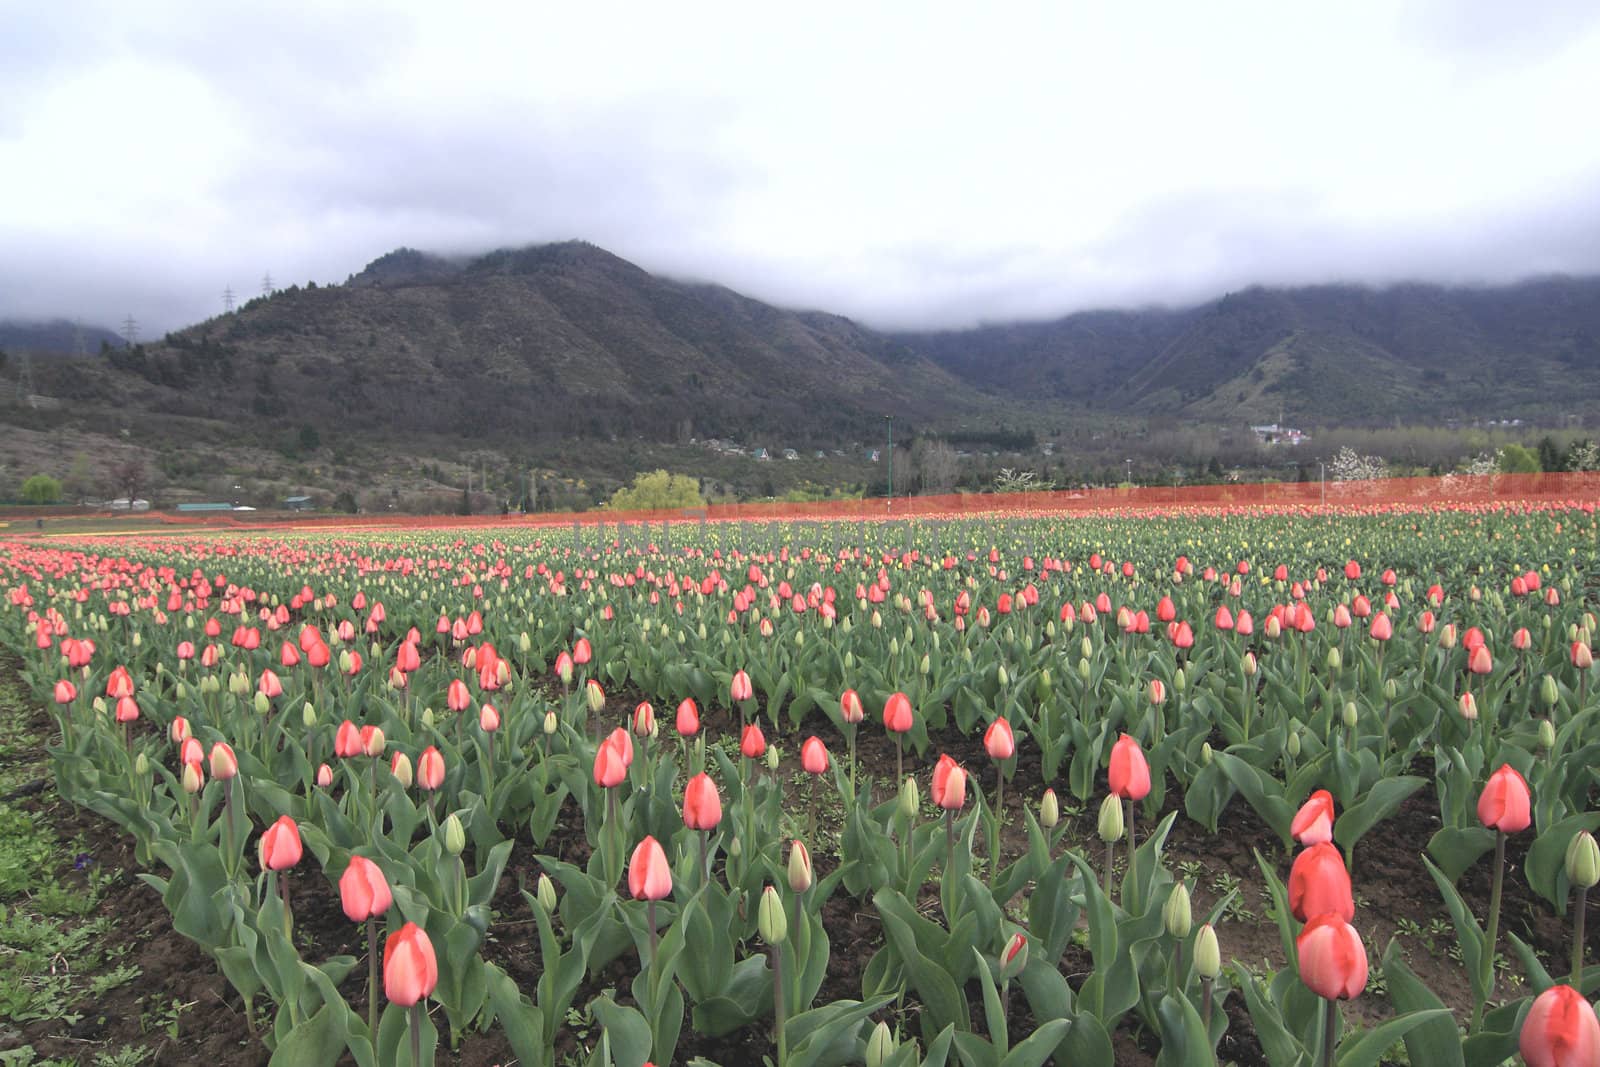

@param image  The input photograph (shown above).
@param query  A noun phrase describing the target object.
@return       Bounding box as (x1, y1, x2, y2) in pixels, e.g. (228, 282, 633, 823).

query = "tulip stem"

(771, 944, 787, 1067)
(1171, 939, 1183, 999)
(1105, 837, 1115, 899)
(1201, 975, 1214, 1033)
(366, 916, 378, 1038)
(647, 899, 658, 976)
(1472, 830, 1507, 1033)
(1320, 997, 1337, 1067)
(222, 778, 237, 879)
(1573, 883, 1588, 987)
(409, 1003, 421, 1067)
(279, 870, 293, 940)
(1125, 797, 1138, 912)
(945, 809, 955, 880)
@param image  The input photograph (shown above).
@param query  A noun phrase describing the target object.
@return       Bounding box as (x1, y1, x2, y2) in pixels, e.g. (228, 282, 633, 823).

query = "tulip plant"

(4, 495, 1600, 1064)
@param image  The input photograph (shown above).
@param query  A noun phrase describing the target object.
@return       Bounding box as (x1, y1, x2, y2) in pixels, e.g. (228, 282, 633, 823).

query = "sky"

(3, 1, 1600, 335)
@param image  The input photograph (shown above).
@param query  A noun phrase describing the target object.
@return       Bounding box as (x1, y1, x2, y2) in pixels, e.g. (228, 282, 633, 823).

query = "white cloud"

(1, 0, 1598, 331)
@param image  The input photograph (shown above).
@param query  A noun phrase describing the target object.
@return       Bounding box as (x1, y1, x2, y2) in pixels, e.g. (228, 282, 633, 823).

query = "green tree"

(608, 470, 705, 511)
(1499, 443, 1541, 474)
(20, 475, 62, 504)
(1537, 436, 1563, 472)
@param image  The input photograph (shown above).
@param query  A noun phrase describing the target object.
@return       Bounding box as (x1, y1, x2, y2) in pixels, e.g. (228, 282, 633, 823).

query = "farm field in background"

(1, 494, 1598, 1066)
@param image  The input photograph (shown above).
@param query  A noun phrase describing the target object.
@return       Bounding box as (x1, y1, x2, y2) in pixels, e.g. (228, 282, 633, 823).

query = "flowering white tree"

(1567, 439, 1599, 472)
(1329, 447, 1386, 482)
(1464, 450, 1502, 477)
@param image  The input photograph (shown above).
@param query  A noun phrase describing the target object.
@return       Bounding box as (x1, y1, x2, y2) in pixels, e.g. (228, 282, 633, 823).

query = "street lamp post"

(885, 415, 894, 511)
(1319, 462, 1326, 508)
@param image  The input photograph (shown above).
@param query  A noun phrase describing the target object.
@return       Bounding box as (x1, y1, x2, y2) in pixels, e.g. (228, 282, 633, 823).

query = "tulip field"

(3, 498, 1600, 1066)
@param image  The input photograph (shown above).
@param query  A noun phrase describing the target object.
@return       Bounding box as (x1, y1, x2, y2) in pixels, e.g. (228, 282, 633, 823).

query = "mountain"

(898, 277, 1600, 423)
(4, 243, 1597, 509)
(42, 241, 978, 447)
(0, 319, 124, 357)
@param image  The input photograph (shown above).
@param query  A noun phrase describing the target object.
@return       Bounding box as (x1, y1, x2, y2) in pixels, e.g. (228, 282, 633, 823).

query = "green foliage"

(19, 475, 61, 505)
(1497, 443, 1540, 474)
(608, 470, 706, 512)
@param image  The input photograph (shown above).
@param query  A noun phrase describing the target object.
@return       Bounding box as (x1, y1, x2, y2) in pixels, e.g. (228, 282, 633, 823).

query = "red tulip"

(383, 922, 438, 1007)
(1288, 842, 1354, 922)
(730, 669, 753, 702)
(209, 742, 238, 780)
(839, 688, 865, 724)
(740, 722, 766, 759)
(631, 701, 654, 737)
(1297, 912, 1368, 1000)
(883, 691, 914, 734)
(417, 746, 445, 791)
(801, 736, 830, 775)
(1344, 560, 1361, 581)
(479, 703, 500, 733)
(1291, 789, 1336, 845)
(1108, 733, 1151, 801)
(1478, 764, 1531, 833)
(446, 679, 471, 712)
(106, 665, 134, 699)
(628, 835, 672, 900)
(340, 855, 393, 922)
(1574, 642, 1594, 670)
(1156, 595, 1176, 622)
(258, 815, 303, 871)
(280, 641, 301, 667)
(931, 756, 967, 810)
(335, 719, 363, 758)
(115, 695, 139, 723)
(1369, 613, 1393, 641)
(1519, 984, 1600, 1067)
(675, 698, 700, 736)
(1469, 645, 1493, 675)
(1214, 605, 1235, 631)
(594, 735, 627, 788)
(53, 679, 77, 704)
(169, 716, 190, 744)
(552, 650, 574, 685)
(683, 772, 722, 830)
(984, 717, 1016, 761)
(573, 637, 592, 665)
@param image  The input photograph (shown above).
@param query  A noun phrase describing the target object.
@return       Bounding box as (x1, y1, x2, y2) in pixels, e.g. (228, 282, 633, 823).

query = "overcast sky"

(4, 1, 1600, 334)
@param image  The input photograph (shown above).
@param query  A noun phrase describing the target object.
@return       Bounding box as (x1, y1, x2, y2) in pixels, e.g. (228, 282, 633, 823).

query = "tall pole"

(886, 415, 894, 512)
(1320, 462, 1326, 508)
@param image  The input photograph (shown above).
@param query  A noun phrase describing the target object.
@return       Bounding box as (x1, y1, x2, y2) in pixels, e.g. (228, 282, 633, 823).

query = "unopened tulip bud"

(1286, 729, 1301, 758)
(899, 776, 919, 820)
(1195, 924, 1221, 979)
(1458, 692, 1478, 721)
(585, 680, 606, 714)
(1078, 657, 1091, 680)
(316, 763, 333, 787)
(865, 1022, 896, 1067)
(543, 710, 558, 735)
(787, 840, 813, 893)
(1038, 668, 1052, 698)
(1173, 668, 1187, 693)
(1541, 675, 1560, 708)
(758, 885, 787, 944)
(765, 745, 780, 772)
(996, 664, 1008, 688)
(1098, 793, 1124, 842)
(421, 707, 435, 729)
(253, 691, 270, 715)
(1564, 830, 1600, 890)
(1383, 678, 1397, 701)
(134, 752, 149, 777)
(1243, 652, 1257, 676)
(174, 682, 187, 699)
(1081, 636, 1094, 659)
(1539, 718, 1557, 751)
(1201, 742, 1214, 766)
(390, 752, 413, 787)
(1326, 647, 1342, 672)
(442, 812, 466, 856)
(727, 834, 742, 858)
(1342, 702, 1359, 730)
(998, 931, 1029, 980)
(338, 650, 353, 674)
(181, 761, 205, 794)
(1040, 788, 1059, 829)
(1164, 882, 1193, 938)
(537, 872, 558, 913)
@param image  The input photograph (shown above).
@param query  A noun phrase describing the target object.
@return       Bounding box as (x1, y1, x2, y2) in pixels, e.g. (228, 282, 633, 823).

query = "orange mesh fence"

(29, 471, 1587, 534)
